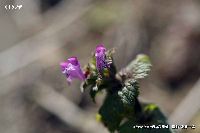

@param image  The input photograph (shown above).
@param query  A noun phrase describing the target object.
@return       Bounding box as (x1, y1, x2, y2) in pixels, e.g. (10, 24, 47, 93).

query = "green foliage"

(126, 54, 152, 80)
(99, 93, 125, 132)
(142, 104, 168, 125)
(118, 79, 139, 107)
(118, 104, 172, 133)
(81, 53, 172, 133)
(81, 49, 118, 101)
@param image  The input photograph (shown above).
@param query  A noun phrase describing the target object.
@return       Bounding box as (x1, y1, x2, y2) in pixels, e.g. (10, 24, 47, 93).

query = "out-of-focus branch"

(169, 78, 200, 125)
(0, 0, 92, 78)
(0, 1, 94, 97)
(31, 83, 107, 133)
(13, 0, 92, 34)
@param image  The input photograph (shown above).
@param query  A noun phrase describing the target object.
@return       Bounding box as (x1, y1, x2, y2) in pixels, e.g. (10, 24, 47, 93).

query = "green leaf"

(118, 103, 173, 133)
(118, 120, 138, 133)
(142, 103, 168, 125)
(119, 120, 172, 133)
(99, 93, 125, 132)
(118, 80, 139, 107)
(126, 54, 152, 80)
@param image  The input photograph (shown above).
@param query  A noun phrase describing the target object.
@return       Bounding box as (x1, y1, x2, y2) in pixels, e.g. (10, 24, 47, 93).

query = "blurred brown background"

(0, 0, 200, 133)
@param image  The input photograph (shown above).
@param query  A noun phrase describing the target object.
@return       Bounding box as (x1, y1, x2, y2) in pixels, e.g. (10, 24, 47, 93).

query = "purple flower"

(95, 44, 110, 72)
(60, 57, 85, 84)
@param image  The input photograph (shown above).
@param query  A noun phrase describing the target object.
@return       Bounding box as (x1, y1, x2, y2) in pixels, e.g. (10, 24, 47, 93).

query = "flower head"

(60, 57, 85, 84)
(95, 44, 110, 73)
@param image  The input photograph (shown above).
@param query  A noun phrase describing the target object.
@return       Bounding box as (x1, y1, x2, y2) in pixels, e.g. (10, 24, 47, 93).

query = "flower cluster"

(95, 44, 110, 72)
(60, 44, 110, 84)
(59, 45, 171, 133)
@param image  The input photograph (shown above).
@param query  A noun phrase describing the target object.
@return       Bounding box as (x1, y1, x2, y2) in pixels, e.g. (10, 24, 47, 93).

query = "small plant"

(60, 44, 172, 133)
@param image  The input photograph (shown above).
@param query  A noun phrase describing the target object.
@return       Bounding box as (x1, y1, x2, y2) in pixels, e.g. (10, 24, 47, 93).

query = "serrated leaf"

(126, 54, 152, 80)
(118, 80, 139, 107)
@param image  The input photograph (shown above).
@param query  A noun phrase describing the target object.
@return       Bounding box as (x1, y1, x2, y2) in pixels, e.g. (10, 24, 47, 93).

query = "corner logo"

(5, 5, 22, 10)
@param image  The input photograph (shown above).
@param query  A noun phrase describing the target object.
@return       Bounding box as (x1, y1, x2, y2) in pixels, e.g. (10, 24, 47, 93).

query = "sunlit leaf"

(126, 54, 152, 80)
